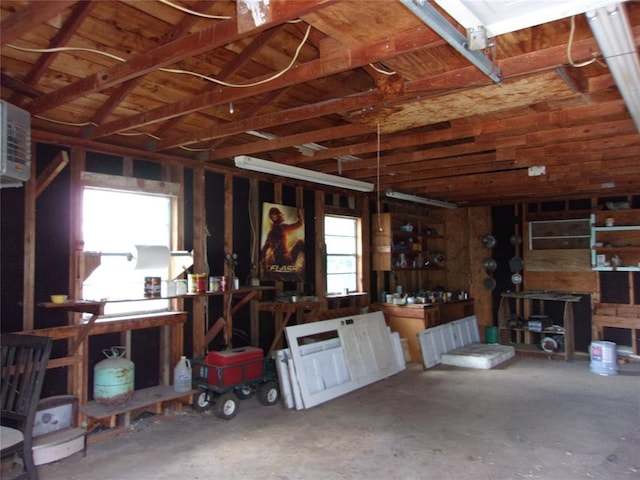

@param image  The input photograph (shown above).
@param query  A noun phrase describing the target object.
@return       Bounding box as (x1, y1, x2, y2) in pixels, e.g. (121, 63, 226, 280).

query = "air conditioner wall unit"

(1, 100, 31, 188)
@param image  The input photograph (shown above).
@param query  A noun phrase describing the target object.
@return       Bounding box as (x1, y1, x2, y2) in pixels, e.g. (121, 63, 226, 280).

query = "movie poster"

(260, 203, 305, 282)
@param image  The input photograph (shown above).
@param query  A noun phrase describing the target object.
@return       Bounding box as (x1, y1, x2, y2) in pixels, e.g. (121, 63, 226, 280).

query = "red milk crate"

(204, 347, 264, 387)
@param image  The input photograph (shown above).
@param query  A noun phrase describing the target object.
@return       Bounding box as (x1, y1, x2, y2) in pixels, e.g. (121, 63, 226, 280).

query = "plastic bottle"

(173, 356, 192, 393)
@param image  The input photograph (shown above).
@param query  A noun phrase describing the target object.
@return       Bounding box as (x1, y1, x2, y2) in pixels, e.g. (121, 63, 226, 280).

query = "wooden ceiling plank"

(0, 0, 78, 45)
(88, 25, 443, 143)
(308, 100, 631, 174)
(385, 155, 640, 197)
(25, 1, 337, 116)
(90, 0, 218, 126)
(379, 143, 640, 188)
(9, 1, 95, 106)
(144, 33, 631, 155)
(153, 26, 281, 140)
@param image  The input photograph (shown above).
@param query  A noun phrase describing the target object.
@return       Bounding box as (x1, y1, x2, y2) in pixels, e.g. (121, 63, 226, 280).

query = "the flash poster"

(260, 203, 305, 282)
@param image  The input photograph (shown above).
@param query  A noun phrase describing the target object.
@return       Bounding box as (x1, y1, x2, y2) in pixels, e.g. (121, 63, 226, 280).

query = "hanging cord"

(376, 122, 382, 232)
(6, 23, 311, 89)
(567, 15, 600, 68)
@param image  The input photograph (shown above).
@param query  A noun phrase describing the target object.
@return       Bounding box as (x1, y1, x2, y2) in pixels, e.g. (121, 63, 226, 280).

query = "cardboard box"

(204, 347, 264, 387)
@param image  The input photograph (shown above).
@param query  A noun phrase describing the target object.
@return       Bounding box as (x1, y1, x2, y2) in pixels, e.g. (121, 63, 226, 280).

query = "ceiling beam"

(85, 26, 442, 143)
(142, 29, 608, 153)
(0, 0, 78, 44)
(9, 1, 94, 106)
(152, 26, 282, 141)
(279, 99, 630, 171)
(25, 0, 337, 116)
(205, 123, 371, 161)
(89, 0, 218, 127)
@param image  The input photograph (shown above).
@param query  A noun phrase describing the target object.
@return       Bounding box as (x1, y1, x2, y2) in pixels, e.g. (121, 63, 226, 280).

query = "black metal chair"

(1, 333, 53, 480)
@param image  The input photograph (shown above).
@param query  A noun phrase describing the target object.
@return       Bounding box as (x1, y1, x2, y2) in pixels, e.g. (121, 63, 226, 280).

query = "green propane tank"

(94, 346, 134, 405)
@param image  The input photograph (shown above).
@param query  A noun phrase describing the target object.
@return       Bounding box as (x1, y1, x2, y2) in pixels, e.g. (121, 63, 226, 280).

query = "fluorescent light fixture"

(434, 0, 625, 38)
(586, 3, 640, 132)
(385, 189, 457, 209)
(399, 0, 502, 83)
(234, 155, 374, 192)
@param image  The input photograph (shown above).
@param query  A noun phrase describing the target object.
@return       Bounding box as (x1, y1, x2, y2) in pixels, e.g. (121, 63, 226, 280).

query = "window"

(82, 181, 176, 316)
(324, 215, 361, 294)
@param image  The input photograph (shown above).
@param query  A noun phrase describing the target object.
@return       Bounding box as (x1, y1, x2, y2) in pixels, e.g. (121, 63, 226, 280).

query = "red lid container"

(204, 347, 264, 387)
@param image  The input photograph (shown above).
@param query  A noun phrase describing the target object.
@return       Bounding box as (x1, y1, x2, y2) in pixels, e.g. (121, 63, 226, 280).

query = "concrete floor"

(37, 356, 640, 480)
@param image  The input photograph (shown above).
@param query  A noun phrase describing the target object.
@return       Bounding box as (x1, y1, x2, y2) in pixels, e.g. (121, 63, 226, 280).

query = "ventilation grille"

(1, 100, 31, 186)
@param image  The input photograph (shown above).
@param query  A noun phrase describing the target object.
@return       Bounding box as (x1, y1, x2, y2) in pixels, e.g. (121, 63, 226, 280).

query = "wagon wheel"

(214, 392, 239, 420)
(257, 381, 279, 406)
(192, 389, 212, 412)
(234, 384, 254, 400)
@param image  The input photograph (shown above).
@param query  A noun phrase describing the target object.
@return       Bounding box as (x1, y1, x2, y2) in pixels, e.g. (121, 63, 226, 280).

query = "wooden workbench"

(258, 301, 322, 354)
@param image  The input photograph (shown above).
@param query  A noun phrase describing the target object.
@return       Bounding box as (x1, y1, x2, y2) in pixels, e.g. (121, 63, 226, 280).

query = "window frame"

(79, 172, 181, 316)
(323, 214, 363, 295)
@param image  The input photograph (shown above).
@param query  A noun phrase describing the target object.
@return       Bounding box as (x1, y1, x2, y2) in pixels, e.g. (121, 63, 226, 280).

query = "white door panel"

(285, 312, 403, 409)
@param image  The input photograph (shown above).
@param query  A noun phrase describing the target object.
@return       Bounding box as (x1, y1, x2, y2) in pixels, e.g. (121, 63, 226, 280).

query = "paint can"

(144, 276, 161, 297)
(209, 276, 220, 292)
(589, 341, 618, 376)
(188, 273, 206, 293)
(485, 326, 498, 344)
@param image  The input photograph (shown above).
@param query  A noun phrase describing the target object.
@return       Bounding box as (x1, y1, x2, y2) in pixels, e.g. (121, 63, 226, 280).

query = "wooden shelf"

(81, 385, 195, 421)
(37, 300, 105, 316)
(372, 212, 447, 297)
(592, 303, 640, 355)
(529, 218, 590, 250)
(81, 386, 196, 443)
(498, 291, 581, 360)
(590, 209, 640, 354)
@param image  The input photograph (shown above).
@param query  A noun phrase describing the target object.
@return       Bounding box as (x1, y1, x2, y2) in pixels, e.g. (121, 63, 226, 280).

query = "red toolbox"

(204, 347, 264, 387)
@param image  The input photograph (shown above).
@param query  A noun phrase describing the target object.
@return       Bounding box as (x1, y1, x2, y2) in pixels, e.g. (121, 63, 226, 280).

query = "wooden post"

(192, 168, 206, 357)
(69, 148, 86, 405)
(360, 194, 371, 308)
(314, 190, 326, 308)
(250, 178, 260, 346)
(224, 174, 234, 345)
(22, 139, 37, 331)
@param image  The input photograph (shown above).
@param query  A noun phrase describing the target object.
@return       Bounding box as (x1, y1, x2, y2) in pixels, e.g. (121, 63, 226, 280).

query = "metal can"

(144, 276, 161, 297)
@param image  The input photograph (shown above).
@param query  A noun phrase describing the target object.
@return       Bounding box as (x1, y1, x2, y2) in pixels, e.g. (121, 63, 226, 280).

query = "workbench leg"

(563, 302, 575, 360)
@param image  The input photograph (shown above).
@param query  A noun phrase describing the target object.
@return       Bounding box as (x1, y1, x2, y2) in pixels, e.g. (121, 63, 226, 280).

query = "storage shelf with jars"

(590, 203, 640, 355)
(372, 213, 446, 272)
(590, 210, 640, 272)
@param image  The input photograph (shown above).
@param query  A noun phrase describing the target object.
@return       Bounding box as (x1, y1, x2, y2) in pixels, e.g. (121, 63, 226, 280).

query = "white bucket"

(589, 341, 618, 376)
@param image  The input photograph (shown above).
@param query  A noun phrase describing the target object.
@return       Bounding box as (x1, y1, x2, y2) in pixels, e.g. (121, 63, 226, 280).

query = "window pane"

(325, 236, 356, 254)
(84, 189, 170, 250)
(325, 216, 355, 236)
(327, 273, 356, 294)
(82, 188, 172, 316)
(327, 255, 356, 274)
(324, 215, 359, 295)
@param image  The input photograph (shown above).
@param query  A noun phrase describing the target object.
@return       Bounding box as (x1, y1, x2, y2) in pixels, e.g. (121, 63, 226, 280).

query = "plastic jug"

(173, 356, 192, 393)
